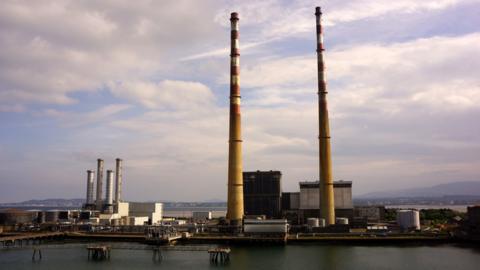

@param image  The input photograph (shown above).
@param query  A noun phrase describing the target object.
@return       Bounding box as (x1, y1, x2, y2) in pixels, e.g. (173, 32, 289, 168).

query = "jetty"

(0, 232, 65, 247)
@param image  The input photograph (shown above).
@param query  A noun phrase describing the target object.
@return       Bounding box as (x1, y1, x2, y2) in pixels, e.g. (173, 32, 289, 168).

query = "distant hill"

(359, 181, 480, 198)
(0, 198, 226, 208)
(0, 198, 85, 207)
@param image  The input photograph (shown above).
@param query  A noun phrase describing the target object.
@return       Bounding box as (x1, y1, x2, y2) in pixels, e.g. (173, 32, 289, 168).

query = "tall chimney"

(226, 11, 244, 225)
(115, 158, 123, 204)
(104, 170, 114, 213)
(95, 159, 104, 211)
(315, 6, 335, 225)
(85, 170, 95, 207)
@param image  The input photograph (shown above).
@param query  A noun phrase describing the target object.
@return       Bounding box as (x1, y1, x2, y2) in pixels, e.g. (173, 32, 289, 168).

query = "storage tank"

(307, 218, 320, 227)
(79, 211, 92, 220)
(397, 210, 420, 230)
(37, 211, 46, 224)
(58, 210, 70, 221)
(318, 218, 326, 228)
(0, 209, 37, 225)
(45, 210, 59, 223)
(336, 217, 349, 225)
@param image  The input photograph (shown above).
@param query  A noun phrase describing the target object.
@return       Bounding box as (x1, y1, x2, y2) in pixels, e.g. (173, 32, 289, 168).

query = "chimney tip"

(315, 6, 322, 15)
(230, 12, 239, 20)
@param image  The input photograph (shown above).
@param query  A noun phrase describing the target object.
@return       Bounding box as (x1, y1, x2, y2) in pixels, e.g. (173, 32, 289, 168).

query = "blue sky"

(1, 0, 479, 203)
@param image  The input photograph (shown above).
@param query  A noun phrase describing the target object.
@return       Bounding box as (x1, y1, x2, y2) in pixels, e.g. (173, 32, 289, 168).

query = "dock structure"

(87, 245, 111, 260)
(145, 226, 182, 245)
(0, 232, 65, 247)
(208, 247, 230, 263)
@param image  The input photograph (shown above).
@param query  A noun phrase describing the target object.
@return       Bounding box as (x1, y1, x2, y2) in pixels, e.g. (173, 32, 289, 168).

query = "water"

(1, 243, 480, 270)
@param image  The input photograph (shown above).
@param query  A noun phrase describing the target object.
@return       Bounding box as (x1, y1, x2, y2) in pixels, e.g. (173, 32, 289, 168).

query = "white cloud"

(109, 80, 216, 110)
(43, 104, 132, 128)
(0, 0, 220, 108)
(1, 0, 479, 202)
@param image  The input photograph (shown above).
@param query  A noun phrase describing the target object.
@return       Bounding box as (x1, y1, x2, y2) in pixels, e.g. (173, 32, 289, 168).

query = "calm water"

(1, 243, 480, 270)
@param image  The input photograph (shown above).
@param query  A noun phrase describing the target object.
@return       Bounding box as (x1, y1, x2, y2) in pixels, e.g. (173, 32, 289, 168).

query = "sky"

(0, 0, 479, 203)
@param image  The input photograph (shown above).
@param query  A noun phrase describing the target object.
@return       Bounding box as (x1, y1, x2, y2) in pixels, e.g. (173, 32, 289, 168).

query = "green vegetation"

(420, 209, 464, 224)
(384, 208, 465, 224)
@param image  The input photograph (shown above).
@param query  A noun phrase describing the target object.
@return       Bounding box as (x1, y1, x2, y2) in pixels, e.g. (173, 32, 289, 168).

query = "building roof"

(299, 180, 352, 188)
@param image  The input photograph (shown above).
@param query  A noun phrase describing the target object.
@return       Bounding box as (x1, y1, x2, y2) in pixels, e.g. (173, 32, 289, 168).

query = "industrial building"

(279, 180, 353, 224)
(354, 206, 386, 223)
(466, 206, 480, 238)
(298, 180, 353, 221)
(129, 202, 163, 225)
(243, 171, 282, 218)
(79, 158, 164, 226)
(193, 211, 212, 221)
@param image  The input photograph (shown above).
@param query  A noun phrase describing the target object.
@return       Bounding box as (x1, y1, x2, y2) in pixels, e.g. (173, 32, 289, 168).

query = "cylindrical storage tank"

(86, 170, 95, 205)
(396, 210, 420, 230)
(336, 217, 349, 225)
(79, 211, 91, 220)
(318, 218, 326, 228)
(0, 209, 37, 225)
(37, 211, 46, 224)
(307, 218, 320, 227)
(45, 210, 59, 223)
(111, 219, 120, 226)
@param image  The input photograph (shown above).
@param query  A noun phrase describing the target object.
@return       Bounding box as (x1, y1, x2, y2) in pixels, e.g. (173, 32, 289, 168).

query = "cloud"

(43, 104, 132, 128)
(1, 0, 479, 202)
(184, 0, 470, 62)
(109, 80, 216, 110)
(0, 0, 220, 109)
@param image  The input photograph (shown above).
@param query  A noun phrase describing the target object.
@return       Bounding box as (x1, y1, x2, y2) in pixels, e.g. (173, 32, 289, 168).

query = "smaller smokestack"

(115, 158, 123, 204)
(104, 170, 114, 213)
(95, 159, 104, 211)
(85, 170, 95, 207)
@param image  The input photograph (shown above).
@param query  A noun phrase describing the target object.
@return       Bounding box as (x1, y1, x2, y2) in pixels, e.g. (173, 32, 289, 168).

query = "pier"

(87, 245, 111, 260)
(208, 248, 230, 263)
(0, 232, 65, 247)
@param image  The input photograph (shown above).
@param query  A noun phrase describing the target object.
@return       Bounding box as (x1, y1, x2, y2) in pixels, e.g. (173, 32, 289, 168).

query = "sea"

(1, 243, 480, 269)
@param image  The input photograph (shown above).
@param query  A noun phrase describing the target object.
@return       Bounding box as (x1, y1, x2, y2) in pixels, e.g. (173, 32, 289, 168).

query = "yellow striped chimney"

(226, 12, 244, 225)
(315, 7, 335, 225)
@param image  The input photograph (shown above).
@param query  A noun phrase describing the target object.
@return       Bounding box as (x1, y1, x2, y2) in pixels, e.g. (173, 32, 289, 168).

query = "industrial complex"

(1, 7, 480, 246)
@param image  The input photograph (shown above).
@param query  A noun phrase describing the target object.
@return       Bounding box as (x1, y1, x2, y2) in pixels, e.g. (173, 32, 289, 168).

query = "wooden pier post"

(32, 248, 42, 261)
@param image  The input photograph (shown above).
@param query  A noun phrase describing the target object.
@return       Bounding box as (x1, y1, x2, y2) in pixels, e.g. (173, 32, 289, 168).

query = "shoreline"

(2, 231, 479, 247)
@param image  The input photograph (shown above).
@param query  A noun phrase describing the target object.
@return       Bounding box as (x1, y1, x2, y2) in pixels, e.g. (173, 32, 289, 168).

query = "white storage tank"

(336, 217, 349, 225)
(307, 218, 319, 227)
(318, 218, 326, 228)
(397, 210, 420, 230)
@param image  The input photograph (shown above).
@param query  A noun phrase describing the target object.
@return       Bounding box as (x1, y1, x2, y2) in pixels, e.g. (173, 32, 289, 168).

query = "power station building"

(81, 158, 163, 226)
(299, 180, 353, 221)
(280, 180, 353, 224)
(243, 171, 282, 218)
